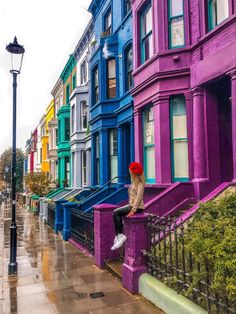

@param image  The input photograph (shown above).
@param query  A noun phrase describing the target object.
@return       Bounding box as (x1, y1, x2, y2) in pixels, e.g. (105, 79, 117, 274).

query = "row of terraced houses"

(22, 1, 236, 312)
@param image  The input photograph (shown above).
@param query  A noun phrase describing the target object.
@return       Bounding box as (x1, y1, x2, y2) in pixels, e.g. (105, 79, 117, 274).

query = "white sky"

(0, 0, 91, 155)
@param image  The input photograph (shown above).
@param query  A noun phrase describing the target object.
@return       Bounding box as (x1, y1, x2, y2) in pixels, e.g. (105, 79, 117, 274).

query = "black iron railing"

(47, 203, 55, 229)
(144, 215, 236, 314)
(76, 176, 129, 211)
(70, 208, 94, 254)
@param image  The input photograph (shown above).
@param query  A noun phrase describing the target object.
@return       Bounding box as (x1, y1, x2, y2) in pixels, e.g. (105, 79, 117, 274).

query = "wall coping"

(124, 213, 149, 224)
(93, 203, 119, 211)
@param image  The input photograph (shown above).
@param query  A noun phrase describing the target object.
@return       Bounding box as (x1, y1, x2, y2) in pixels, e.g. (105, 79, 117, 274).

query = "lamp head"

(6, 37, 25, 74)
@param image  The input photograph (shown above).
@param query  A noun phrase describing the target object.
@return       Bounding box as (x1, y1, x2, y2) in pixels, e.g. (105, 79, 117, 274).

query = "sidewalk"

(0, 203, 164, 314)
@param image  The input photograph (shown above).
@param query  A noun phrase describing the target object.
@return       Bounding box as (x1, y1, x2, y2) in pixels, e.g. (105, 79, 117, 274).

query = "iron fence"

(70, 208, 94, 254)
(47, 202, 55, 229)
(144, 215, 236, 314)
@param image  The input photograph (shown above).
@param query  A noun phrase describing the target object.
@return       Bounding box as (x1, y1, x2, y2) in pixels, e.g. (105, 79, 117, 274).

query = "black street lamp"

(6, 37, 25, 275)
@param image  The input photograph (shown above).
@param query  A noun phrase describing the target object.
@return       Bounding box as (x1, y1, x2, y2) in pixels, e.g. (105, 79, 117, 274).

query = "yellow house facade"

(41, 100, 54, 172)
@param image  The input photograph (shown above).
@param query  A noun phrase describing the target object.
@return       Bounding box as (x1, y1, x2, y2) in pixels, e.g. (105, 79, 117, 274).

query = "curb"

(139, 273, 207, 314)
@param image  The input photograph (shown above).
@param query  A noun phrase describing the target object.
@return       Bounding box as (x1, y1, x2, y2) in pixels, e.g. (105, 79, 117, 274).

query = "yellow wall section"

(46, 99, 54, 130)
(41, 136, 49, 172)
(63, 66, 76, 105)
(41, 99, 54, 173)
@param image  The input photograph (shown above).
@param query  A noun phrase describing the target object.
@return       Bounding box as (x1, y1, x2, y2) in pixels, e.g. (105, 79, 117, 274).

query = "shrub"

(185, 191, 236, 305)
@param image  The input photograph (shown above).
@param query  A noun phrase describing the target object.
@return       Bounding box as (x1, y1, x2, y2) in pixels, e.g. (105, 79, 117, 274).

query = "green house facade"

(57, 55, 76, 188)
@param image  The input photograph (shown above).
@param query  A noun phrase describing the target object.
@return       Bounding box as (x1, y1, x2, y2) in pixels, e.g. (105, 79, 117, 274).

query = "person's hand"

(127, 210, 135, 217)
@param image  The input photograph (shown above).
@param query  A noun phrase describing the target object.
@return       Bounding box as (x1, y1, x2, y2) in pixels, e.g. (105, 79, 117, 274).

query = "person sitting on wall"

(111, 162, 145, 250)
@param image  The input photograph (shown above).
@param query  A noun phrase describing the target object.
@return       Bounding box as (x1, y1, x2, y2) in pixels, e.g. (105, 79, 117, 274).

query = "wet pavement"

(0, 203, 164, 314)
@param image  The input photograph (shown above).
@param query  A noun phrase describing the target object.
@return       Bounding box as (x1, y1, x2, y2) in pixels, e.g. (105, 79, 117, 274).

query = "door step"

(105, 260, 123, 280)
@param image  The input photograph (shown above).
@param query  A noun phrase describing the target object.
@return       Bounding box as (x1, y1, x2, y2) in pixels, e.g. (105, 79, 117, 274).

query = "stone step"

(105, 259, 123, 280)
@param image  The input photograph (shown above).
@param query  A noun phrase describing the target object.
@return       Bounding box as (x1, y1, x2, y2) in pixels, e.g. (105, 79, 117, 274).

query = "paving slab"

(0, 203, 164, 313)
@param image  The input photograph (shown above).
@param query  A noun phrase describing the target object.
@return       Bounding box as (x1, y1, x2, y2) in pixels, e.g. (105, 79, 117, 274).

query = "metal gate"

(70, 208, 94, 254)
(47, 203, 55, 229)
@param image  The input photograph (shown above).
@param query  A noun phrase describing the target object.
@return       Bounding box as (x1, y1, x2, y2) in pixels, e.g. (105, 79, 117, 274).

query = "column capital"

(152, 95, 169, 106)
(133, 108, 142, 116)
(191, 86, 204, 96)
(184, 90, 192, 100)
(227, 68, 236, 79)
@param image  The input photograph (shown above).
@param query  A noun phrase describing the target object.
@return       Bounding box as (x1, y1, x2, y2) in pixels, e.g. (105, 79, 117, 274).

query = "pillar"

(122, 214, 150, 293)
(118, 126, 125, 185)
(130, 120, 135, 163)
(62, 202, 76, 241)
(93, 204, 119, 268)
(86, 149, 91, 186)
(192, 87, 207, 180)
(91, 134, 96, 186)
(134, 109, 143, 164)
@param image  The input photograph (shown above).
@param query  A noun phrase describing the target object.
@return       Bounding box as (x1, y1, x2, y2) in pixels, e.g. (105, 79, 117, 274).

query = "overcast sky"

(0, 0, 91, 155)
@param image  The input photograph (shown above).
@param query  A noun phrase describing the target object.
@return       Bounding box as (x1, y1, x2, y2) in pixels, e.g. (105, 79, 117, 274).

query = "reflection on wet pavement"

(0, 203, 164, 314)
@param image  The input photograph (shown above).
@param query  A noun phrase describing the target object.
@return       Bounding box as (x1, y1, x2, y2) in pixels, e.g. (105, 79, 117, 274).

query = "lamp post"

(6, 37, 25, 275)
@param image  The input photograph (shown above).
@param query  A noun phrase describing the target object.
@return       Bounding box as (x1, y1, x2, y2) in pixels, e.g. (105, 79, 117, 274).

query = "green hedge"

(184, 191, 236, 305)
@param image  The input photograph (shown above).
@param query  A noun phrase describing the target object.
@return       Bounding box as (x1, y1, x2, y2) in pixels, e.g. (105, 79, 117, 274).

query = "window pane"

(82, 151, 87, 185)
(81, 102, 88, 130)
(110, 156, 118, 182)
(108, 59, 116, 78)
(65, 118, 70, 141)
(170, 0, 183, 17)
(171, 17, 184, 47)
(94, 67, 99, 103)
(144, 34, 153, 60)
(108, 79, 116, 98)
(65, 157, 70, 184)
(109, 129, 118, 156)
(105, 10, 111, 34)
(145, 7, 152, 34)
(145, 146, 155, 180)
(107, 59, 116, 98)
(127, 48, 132, 70)
(95, 87, 99, 103)
(66, 84, 70, 104)
(144, 107, 154, 145)
(94, 68, 98, 86)
(216, 0, 229, 24)
(96, 135, 100, 158)
(125, 0, 132, 15)
(126, 47, 133, 91)
(172, 96, 186, 115)
(173, 140, 189, 178)
(173, 115, 187, 138)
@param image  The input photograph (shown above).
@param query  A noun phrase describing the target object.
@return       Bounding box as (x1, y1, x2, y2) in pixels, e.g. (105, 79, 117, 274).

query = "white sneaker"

(115, 234, 127, 249)
(111, 235, 119, 251)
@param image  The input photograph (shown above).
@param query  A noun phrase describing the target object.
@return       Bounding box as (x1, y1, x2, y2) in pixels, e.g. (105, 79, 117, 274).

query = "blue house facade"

(89, 0, 134, 187)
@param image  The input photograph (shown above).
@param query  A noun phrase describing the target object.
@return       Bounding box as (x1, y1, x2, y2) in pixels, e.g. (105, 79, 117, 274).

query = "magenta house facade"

(131, 0, 236, 213)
